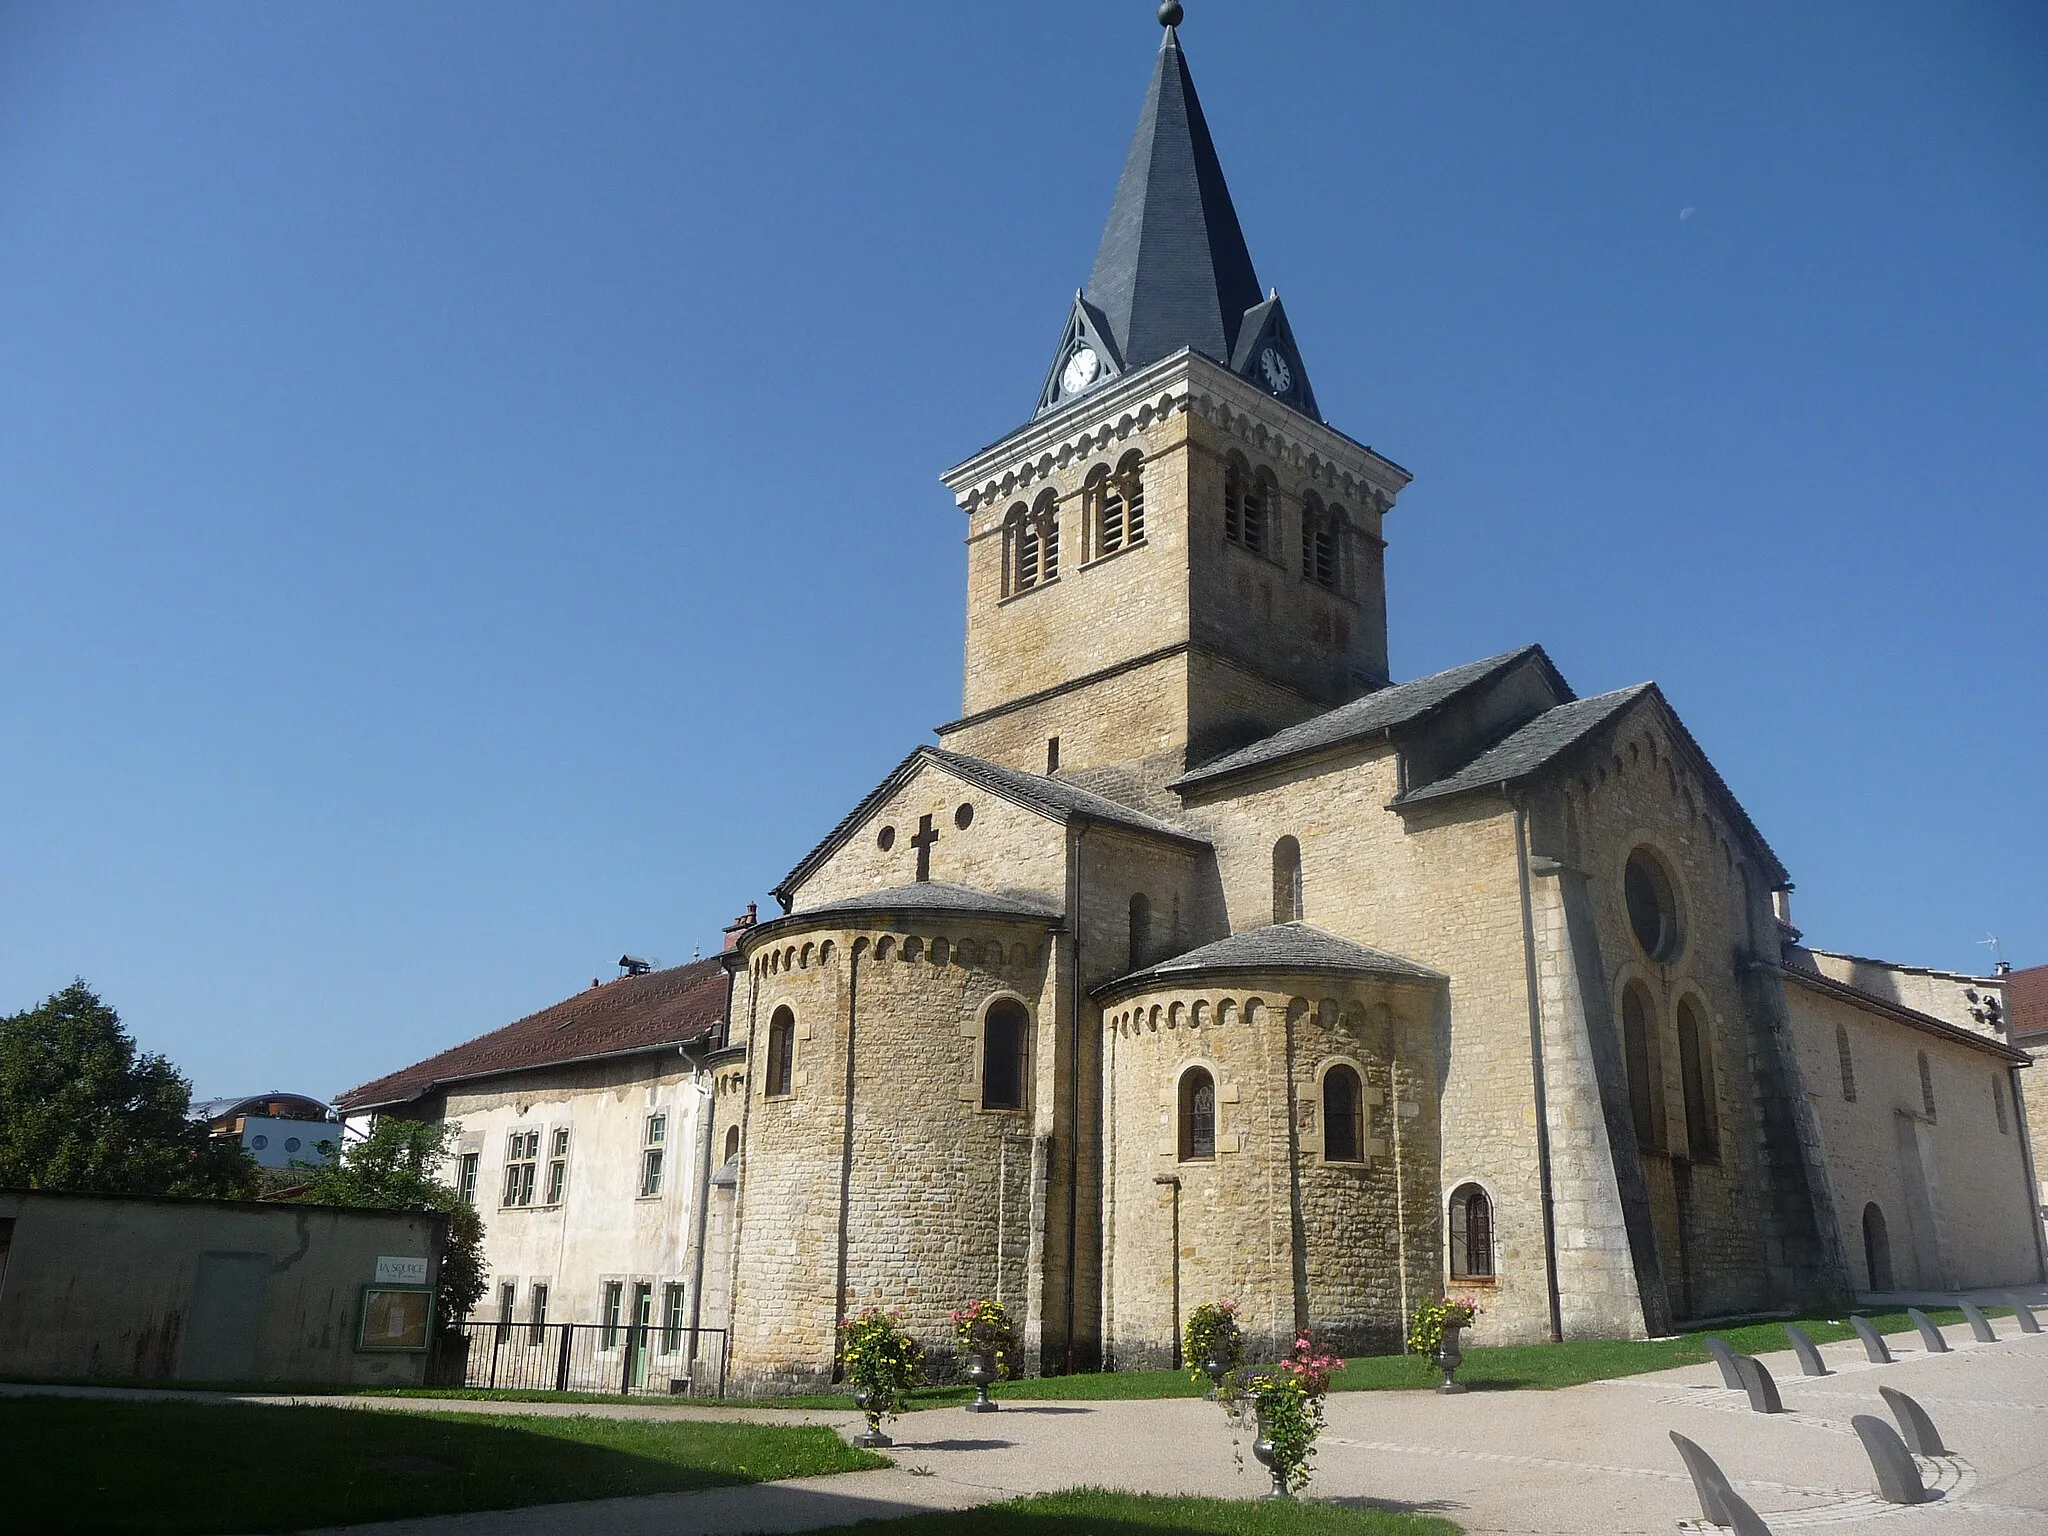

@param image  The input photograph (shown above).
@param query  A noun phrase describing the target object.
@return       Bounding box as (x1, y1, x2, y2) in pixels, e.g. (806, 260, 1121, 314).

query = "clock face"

(1259, 346, 1293, 394)
(1061, 345, 1101, 396)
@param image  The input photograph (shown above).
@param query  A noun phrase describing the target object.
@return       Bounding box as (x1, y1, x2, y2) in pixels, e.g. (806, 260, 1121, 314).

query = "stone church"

(341, 7, 2042, 1394)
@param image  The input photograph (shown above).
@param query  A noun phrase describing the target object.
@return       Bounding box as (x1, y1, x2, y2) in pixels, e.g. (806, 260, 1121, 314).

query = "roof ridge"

(334, 956, 728, 1112)
(1173, 644, 1559, 791)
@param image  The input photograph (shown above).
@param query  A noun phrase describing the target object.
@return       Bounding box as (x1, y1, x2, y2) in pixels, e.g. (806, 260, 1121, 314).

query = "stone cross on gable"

(910, 814, 939, 882)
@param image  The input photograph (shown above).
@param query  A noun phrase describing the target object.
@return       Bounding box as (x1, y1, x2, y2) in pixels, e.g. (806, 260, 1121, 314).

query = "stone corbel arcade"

(717, 896, 1067, 1394)
(1093, 962, 1447, 1366)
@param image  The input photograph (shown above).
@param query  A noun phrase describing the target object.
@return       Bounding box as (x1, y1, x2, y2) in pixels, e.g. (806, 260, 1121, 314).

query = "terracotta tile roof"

(2009, 964, 2048, 1042)
(335, 958, 729, 1113)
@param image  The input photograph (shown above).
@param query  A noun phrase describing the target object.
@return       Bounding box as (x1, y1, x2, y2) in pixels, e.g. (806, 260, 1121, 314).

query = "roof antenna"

(1981, 934, 2005, 971)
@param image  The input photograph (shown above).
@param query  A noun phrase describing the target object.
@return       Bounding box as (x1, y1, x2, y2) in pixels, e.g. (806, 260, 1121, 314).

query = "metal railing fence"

(430, 1320, 726, 1398)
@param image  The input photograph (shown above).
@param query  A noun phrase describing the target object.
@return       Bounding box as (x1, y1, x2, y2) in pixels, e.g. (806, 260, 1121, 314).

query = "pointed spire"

(1085, 14, 1261, 374)
(1036, 8, 1319, 421)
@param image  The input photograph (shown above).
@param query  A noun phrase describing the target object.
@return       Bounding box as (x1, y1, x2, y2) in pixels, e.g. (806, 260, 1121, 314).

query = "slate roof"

(2007, 964, 2048, 1043)
(1394, 686, 1653, 806)
(1172, 646, 1561, 791)
(773, 745, 1207, 908)
(1085, 23, 1263, 383)
(334, 958, 728, 1113)
(767, 881, 1064, 932)
(1098, 923, 1444, 1000)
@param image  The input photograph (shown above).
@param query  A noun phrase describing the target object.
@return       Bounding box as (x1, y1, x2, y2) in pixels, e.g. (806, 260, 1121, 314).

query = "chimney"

(723, 902, 759, 953)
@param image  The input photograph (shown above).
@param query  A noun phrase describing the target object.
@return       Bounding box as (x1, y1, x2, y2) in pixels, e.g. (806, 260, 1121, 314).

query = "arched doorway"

(1862, 1202, 1893, 1292)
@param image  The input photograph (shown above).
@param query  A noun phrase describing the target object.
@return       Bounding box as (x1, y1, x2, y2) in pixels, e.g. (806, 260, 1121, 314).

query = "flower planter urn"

(1202, 1354, 1230, 1401)
(1250, 1412, 1292, 1500)
(965, 1351, 999, 1413)
(851, 1388, 893, 1448)
(1435, 1324, 1467, 1394)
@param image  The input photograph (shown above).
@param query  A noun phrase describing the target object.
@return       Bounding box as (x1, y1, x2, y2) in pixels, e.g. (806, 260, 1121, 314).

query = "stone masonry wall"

(790, 759, 1069, 912)
(958, 412, 1190, 731)
(1100, 976, 1439, 1367)
(1177, 748, 1554, 1345)
(1536, 702, 1803, 1325)
(941, 650, 1193, 795)
(1789, 979, 2042, 1291)
(722, 914, 1057, 1394)
(1183, 409, 1390, 712)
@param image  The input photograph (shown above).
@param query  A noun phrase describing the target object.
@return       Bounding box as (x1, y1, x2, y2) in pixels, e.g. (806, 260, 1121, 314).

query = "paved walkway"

(13, 1313, 2048, 1534)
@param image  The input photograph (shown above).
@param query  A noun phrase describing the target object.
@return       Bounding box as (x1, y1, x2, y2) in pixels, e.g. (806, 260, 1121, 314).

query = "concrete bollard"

(1703, 1335, 1745, 1390)
(1879, 1386, 1950, 1456)
(1783, 1323, 1831, 1377)
(1851, 1414, 1932, 1505)
(1733, 1353, 1784, 1415)
(1958, 1301, 1997, 1343)
(2008, 1295, 2042, 1334)
(1907, 1308, 1950, 1354)
(1850, 1316, 1893, 1364)
(1669, 1431, 1776, 1535)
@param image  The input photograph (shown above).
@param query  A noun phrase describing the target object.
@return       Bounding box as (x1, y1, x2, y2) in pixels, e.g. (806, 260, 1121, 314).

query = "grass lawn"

(5, 1305, 2001, 1420)
(804, 1488, 1460, 1534)
(0, 1397, 884, 1535)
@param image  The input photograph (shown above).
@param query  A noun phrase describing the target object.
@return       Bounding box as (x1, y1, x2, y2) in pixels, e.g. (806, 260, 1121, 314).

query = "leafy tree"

(0, 980, 258, 1198)
(299, 1117, 488, 1322)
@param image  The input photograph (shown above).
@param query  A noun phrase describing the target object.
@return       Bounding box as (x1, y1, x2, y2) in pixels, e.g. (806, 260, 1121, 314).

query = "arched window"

(1178, 1067, 1216, 1161)
(1836, 1023, 1857, 1103)
(1621, 982, 1659, 1150)
(1087, 464, 1120, 555)
(1449, 1184, 1494, 1280)
(1002, 497, 1058, 595)
(765, 1007, 796, 1098)
(1128, 893, 1153, 968)
(1918, 1051, 1936, 1122)
(1224, 455, 1269, 555)
(723, 1126, 740, 1163)
(1300, 494, 1341, 590)
(1115, 450, 1145, 545)
(1863, 1202, 1893, 1291)
(981, 1000, 1029, 1110)
(1272, 836, 1303, 924)
(1322, 1064, 1364, 1162)
(1994, 1072, 2009, 1135)
(1032, 488, 1060, 579)
(1624, 847, 1681, 960)
(1223, 454, 1248, 546)
(1676, 998, 1717, 1163)
(1246, 469, 1272, 554)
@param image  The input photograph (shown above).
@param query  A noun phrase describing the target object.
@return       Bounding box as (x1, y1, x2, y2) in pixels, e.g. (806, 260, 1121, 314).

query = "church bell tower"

(937, 6, 1412, 798)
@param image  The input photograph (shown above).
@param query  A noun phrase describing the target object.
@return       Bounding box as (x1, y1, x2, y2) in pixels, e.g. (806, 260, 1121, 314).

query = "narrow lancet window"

(1322, 1064, 1363, 1162)
(981, 1001, 1029, 1110)
(1449, 1184, 1494, 1280)
(1179, 1067, 1217, 1161)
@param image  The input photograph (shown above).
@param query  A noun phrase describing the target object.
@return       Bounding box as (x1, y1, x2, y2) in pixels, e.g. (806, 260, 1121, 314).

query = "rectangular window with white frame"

(661, 1282, 685, 1353)
(601, 1280, 623, 1349)
(456, 1152, 479, 1206)
(639, 1113, 666, 1198)
(502, 1130, 539, 1207)
(545, 1127, 570, 1205)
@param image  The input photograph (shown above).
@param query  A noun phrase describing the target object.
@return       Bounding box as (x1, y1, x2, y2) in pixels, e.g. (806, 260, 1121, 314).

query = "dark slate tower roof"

(1090, 21, 1260, 376)
(1036, 10, 1320, 421)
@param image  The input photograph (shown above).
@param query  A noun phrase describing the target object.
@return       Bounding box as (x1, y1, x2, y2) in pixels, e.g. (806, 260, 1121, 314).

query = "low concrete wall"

(0, 1189, 445, 1387)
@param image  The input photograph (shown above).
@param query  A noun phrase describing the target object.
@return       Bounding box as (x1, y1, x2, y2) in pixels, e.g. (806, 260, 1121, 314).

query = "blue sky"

(1, 1, 2042, 1100)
